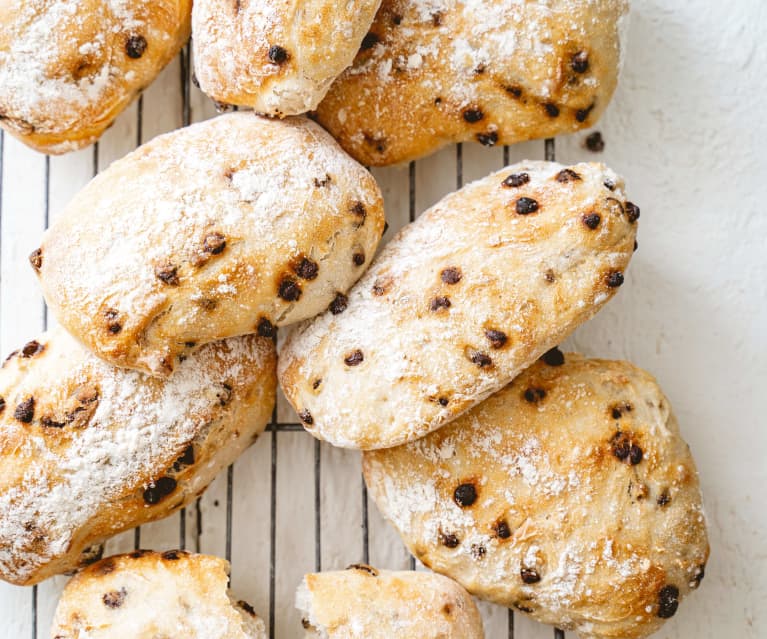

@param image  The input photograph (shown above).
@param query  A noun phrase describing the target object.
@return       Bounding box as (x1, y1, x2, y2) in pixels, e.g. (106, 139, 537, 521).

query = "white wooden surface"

(1, 1, 766, 637)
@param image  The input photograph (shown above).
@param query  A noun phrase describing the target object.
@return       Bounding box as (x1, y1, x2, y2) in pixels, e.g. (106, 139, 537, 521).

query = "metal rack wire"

(11, 44, 570, 638)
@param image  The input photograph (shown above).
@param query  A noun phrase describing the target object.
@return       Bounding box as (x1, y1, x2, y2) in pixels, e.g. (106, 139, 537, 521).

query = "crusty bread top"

(51, 551, 266, 639)
(279, 161, 637, 449)
(363, 355, 709, 639)
(296, 565, 484, 638)
(193, 0, 382, 115)
(0, 0, 191, 154)
(0, 328, 274, 585)
(316, 0, 629, 165)
(35, 113, 384, 376)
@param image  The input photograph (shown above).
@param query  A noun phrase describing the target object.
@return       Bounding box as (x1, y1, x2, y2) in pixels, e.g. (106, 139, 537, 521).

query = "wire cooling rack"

(1, 44, 568, 638)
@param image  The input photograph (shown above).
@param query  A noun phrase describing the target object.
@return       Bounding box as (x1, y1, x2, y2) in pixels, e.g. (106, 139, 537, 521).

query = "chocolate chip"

(544, 103, 560, 117)
(278, 277, 302, 301)
(372, 278, 392, 296)
(162, 550, 184, 560)
(572, 51, 589, 73)
(463, 108, 484, 123)
(353, 252, 365, 266)
(392, 14, 402, 25)
(502, 173, 530, 188)
(612, 407, 623, 419)
(329, 293, 348, 315)
(268, 45, 289, 64)
(174, 445, 195, 470)
(657, 491, 671, 507)
(298, 409, 313, 425)
(454, 483, 477, 508)
(606, 272, 625, 288)
(216, 383, 233, 406)
(314, 174, 332, 188)
(129, 549, 149, 559)
(430, 296, 451, 311)
(505, 85, 523, 98)
(239, 601, 257, 617)
(516, 197, 539, 215)
(14, 397, 34, 423)
(347, 564, 379, 576)
(142, 476, 177, 505)
(203, 232, 226, 255)
(477, 131, 498, 146)
(629, 444, 643, 465)
(604, 178, 616, 191)
(125, 35, 147, 59)
(611, 432, 631, 461)
(440, 532, 460, 548)
(29, 248, 43, 271)
(524, 387, 546, 403)
(585, 131, 605, 152)
(256, 317, 275, 338)
(344, 350, 364, 366)
(106, 311, 122, 333)
(438, 397, 449, 406)
(634, 240, 639, 252)
(626, 201, 641, 223)
(155, 263, 179, 286)
(691, 564, 705, 588)
(102, 588, 127, 608)
(360, 32, 379, 50)
(494, 520, 511, 539)
(541, 346, 565, 366)
(431, 11, 443, 26)
(576, 103, 596, 123)
(514, 603, 534, 613)
(544, 269, 556, 283)
(434, 97, 442, 105)
(657, 585, 680, 618)
(582, 213, 601, 229)
(312, 379, 322, 390)
(556, 168, 582, 183)
(471, 544, 486, 560)
(41, 416, 66, 428)
(485, 330, 507, 349)
(0, 398, 4, 413)
(21, 340, 44, 357)
(469, 351, 492, 368)
(294, 257, 319, 280)
(440, 267, 462, 284)
(520, 568, 541, 584)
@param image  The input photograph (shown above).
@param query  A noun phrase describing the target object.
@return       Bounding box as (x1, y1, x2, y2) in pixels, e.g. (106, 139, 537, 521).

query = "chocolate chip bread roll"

(279, 161, 637, 449)
(363, 354, 709, 639)
(193, 0, 382, 115)
(51, 551, 266, 638)
(297, 565, 483, 638)
(0, 0, 191, 154)
(316, 0, 628, 165)
(0, 327, 275, 586)
(33, 113, 384, 376)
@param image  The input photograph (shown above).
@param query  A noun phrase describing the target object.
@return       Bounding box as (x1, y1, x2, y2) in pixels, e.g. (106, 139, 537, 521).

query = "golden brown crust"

(0, 0, 191, 154)
(296, 566, 484, 638)
(35, 113, 384, 376)
(363, 355, 709, 639)
(316, 0, 628, 165)
(51, 551, 266, 638)
(193, 0, 382, 115)
(0, 327, 275, 586)
(279, 161, 637, 449)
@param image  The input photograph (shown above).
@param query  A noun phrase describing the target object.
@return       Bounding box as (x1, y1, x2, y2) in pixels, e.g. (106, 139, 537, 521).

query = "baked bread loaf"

(316, 0, 628, 165)
(33, 113, 384, 377)
(51, 551, 266, 638)
(279, 161, 637, 449)
(0, 327, 275, 586)
(193, 0, 382, 115)
(0, 0, 191, 154)
(363, 354, 709, 639)
(296, 565, 483, 638)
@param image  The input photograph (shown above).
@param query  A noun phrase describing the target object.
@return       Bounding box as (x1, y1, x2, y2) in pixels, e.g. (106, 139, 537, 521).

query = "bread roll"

(193, 0, 382, 115)
(296, 565, 483, 638)
(0, 0, 191, 154)
(279, 161, 637, 449)
(363, 354, 709, 639)
(33, 113, 384, 376)
(51, 551, 266, 638)
(0, 327, 275, 586)
(316, 0, 628, 165)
